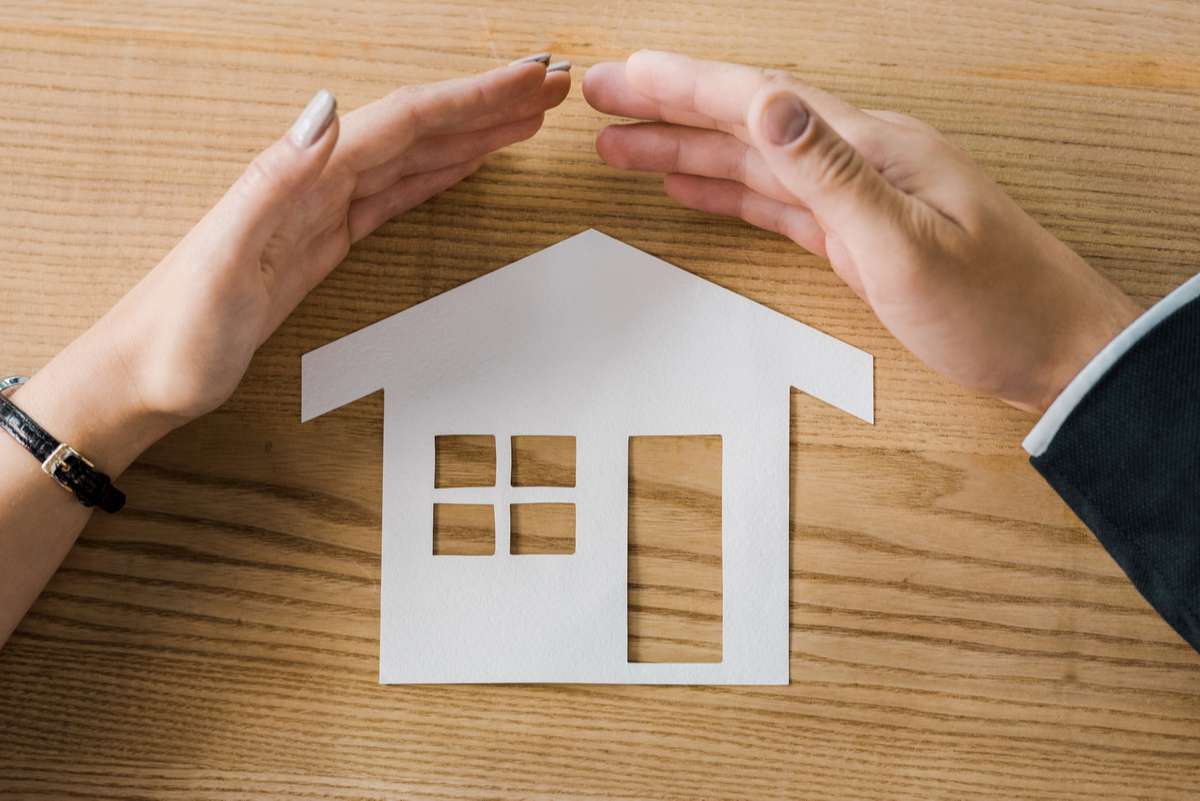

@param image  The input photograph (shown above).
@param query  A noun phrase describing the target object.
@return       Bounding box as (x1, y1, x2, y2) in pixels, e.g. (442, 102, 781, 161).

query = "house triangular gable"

(302, 229, 872, 424)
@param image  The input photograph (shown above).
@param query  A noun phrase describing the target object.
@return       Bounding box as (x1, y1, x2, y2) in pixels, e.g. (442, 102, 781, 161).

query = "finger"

(624, 50, 871, 135)
(347, 158, 484, 243)
(596, 122, 797, 206)
(338, 61, 561, 173)
(354, 113, 544, 200)
(466, 70, 569, 133)
(206, 89, 339, 254)
(662, 173, 827, 256)
(583, 60, 748, 140)
(747, 87, 915, 240)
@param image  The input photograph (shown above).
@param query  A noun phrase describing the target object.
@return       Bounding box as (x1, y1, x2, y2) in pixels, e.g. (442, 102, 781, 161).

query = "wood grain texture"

(433, 504, 496, 555)
(628, 435, 723, 664)
(435, 434, 497, 488)
(510, 502, 576, 555)
(2, 1, 1199, 798)
(511, 435, 576, 487)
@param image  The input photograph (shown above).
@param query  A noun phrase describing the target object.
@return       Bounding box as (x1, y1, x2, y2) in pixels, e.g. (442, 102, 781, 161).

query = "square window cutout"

(511, 436, 575, 487)
(510, 503, 575, 555)
(433, 504, 495, 555)
(435, 435, 496, 488)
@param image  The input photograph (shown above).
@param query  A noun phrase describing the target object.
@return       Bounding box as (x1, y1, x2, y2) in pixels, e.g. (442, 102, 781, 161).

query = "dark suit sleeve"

(1029, 293, 1200, 651)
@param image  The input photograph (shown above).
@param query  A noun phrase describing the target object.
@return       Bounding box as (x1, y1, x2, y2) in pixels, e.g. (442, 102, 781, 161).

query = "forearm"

(0, 326, 175, 646)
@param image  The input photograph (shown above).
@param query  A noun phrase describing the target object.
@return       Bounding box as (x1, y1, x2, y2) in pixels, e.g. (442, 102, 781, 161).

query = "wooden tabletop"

(2, 2, 1199, 798)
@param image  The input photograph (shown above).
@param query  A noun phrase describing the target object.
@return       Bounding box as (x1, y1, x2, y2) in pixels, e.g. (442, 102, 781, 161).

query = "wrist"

(1033, 273, 1142, 415)
(9, 329, 179, 477)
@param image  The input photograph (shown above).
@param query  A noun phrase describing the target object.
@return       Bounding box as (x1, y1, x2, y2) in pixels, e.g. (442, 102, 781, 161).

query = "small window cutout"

(511, 503, 576, 555)
(435, 435, 496, 488)
(433, 504, 495, 555)
(511, 436, 576, 487)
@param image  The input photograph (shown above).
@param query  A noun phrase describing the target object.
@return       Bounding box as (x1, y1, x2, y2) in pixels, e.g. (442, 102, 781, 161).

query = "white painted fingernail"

(547, 60, 572, 73)
(510, 52, 551, 66)
(289, 89, 337, 148)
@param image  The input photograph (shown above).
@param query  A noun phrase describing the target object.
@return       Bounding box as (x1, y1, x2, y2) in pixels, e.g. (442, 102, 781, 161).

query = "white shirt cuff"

(1023, 272, 1200, 458)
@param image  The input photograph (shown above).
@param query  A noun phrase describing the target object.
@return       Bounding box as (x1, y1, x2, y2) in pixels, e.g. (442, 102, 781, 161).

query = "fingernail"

(547, 60, 572, 73)
(761, 93, 809, 145)
(510, 52, 551, 66)
(289, 89, 337, 148)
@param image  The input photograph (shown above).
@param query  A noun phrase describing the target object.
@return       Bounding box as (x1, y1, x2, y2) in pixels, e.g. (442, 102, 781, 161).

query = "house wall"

(377, 376, 791, 684)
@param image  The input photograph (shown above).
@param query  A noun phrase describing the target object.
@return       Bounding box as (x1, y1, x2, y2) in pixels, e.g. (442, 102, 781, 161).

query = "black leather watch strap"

(0, 376, 126, 513)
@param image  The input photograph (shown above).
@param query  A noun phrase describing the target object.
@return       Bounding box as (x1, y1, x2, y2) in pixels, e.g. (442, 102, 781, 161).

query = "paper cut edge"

(300, 227, 875, 425)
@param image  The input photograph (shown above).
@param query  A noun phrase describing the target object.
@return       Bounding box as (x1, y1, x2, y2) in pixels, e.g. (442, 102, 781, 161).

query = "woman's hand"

(11, 57, 570, 472)
(0, 55, 569, 648)
(128, 57, 569, 424)
(584, 51, 1141, 413)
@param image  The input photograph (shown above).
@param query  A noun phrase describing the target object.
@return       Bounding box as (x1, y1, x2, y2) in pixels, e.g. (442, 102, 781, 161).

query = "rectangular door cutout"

(511, 435, 576, 487)
(435, 435, 496, 488)
(433, 504, 495, 555)
(627, 435, 722, 663)
(511, 503, 576, 554)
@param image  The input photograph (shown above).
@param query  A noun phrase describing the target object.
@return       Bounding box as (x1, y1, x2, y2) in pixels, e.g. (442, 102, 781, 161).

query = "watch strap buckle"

(41, 442, 91, 492)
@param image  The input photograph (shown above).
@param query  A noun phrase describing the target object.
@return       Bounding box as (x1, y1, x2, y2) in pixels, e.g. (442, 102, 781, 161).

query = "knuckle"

(388, 84, 422, 103)
(904, 131, 963, 173)
(735, 183, 751, 220)
(870, 108, 947, 142)
(914, 116, 948, 140)
(809, 135, 866, 192)
(385, 85, 425, 124)
(924, 135, 958, 163)
(733, 144, 750, 183)
(597, 129, 632, 169)
(237, 152, 283, 199)
(850, 125, 887, 164)
(383, 190, 404, 216)
(903, 113, 948, 142)
(762, 68, 792, 84)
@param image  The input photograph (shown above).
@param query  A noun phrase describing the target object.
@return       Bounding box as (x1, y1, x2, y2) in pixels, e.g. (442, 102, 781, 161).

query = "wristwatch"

(0, 375, 126, 513)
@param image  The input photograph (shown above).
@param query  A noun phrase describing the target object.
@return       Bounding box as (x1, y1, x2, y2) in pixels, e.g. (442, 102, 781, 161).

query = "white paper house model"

(301, 229, 872, 685)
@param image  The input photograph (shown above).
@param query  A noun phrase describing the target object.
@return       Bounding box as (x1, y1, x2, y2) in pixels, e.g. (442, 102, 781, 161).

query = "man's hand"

(584, 50, 1140, 413)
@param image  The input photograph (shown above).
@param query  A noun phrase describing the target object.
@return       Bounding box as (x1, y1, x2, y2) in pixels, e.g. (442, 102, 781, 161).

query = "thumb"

(748, 87, 908, 239)
(211, 89, 339, 252)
